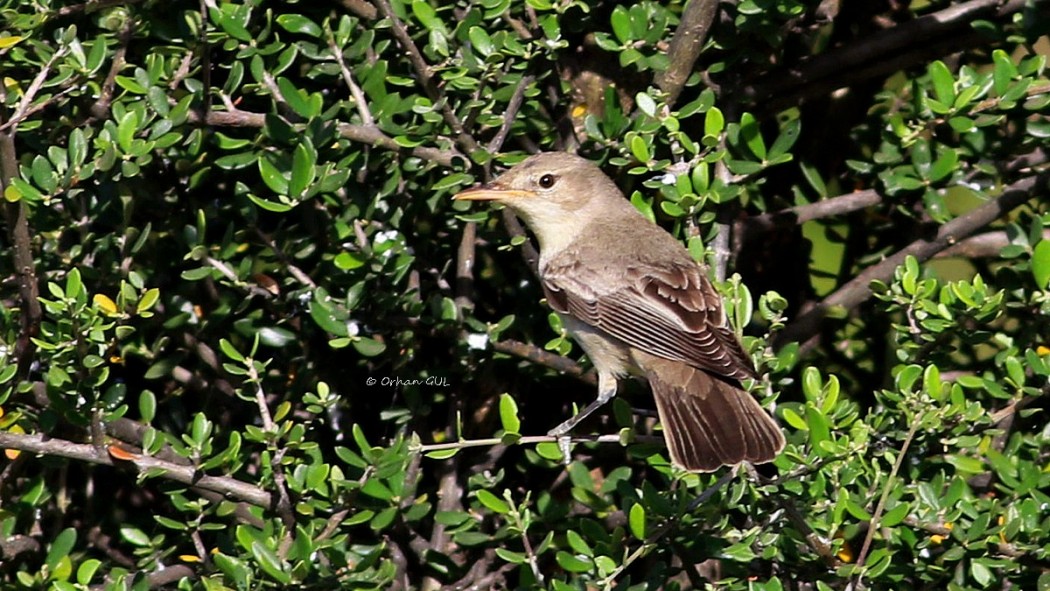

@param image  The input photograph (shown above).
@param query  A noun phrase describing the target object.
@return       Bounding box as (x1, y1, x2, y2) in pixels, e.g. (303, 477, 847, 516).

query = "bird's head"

(453, 152, 624, 253)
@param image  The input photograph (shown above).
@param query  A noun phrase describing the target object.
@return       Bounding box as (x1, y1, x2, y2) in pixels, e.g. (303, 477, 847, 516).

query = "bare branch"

(655, 0, 719, 107)
(776, 173, 1049, 350)
(492, 339, 595, 385)
(738, 189, 882, 245)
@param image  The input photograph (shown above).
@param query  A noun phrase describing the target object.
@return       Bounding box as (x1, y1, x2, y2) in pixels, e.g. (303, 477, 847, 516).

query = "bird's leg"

(548, 372, 618, 463)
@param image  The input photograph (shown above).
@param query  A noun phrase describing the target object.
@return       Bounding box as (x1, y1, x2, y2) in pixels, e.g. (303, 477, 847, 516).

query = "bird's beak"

(453, 184, 535, 201)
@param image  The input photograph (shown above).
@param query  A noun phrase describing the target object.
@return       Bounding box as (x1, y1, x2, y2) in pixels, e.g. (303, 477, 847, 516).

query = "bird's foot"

(547, 425, 573, 465)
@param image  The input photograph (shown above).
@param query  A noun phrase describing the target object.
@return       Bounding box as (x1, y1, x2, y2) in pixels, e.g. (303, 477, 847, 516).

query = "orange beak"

(453, 184, 535, 201)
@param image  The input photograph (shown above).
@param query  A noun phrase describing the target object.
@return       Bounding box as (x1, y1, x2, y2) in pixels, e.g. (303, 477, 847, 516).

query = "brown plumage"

(454, 152, 785, 471)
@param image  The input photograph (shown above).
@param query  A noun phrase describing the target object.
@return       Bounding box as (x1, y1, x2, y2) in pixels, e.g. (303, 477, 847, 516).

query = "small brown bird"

(455, 152, 785, 472)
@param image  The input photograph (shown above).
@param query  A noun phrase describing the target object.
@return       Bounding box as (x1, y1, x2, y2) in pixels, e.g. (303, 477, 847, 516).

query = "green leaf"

(610, 6, 631, 43)
(929, 60, 955, 105)
(117, 110, 138, 153)
(495, 548, 528, 564)
(475, 489, 510, 514)
(1032, 240, 1050, 288)
(804, 403, 830, 452)
(739, 112, 765, 160)
(115, 75, 147, 94)
(636, 92, 656, 117)
(992, 49, 1017, 96)
(289, 141, 316, 197)
(120, 526, 150, 547)
(45, 528, 77, 570)
(881, 502, 910, 527)
(566, 530, 593, 556)
(277, 76, 316, 118)
(251, 541, 291, 584)
(468, 26, 494, 56)
(628, 503, 646, 539)
(629, 134, 651, 163)
(782, 407, 807, 431)
(704, 107, 724, 143)
(928, 149, 958, 183)
(276, 14, 321, 37)
(768, 117, 800, 160)
(498, 393, 520, 434)
(258, 155, 289, 195)
(555, 550, 593, 573)
(219, 338, 244, 362)
(76, 559, 102, 585)
(352, 336, 386, 357)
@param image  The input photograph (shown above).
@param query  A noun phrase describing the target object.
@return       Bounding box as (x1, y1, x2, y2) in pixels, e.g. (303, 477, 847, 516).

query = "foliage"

(0, 0, 1048, 589)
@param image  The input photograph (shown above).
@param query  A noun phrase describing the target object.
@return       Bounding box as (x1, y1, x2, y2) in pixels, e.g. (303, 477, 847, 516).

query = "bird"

(454, 152, 785, 472)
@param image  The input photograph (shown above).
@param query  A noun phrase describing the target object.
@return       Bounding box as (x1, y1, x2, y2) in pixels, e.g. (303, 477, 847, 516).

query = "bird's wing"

(542, 256, 757, 381)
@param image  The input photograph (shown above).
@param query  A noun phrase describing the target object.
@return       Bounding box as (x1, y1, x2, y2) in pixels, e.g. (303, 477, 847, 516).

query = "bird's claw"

(556, 435, 571, 465)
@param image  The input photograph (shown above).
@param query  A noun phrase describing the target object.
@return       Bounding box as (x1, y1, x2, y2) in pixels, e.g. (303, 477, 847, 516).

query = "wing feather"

(542, 256, 756, 381)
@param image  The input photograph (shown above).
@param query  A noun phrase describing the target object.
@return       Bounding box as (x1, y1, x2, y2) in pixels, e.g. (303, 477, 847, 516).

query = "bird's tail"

(640, 357, 785, 472)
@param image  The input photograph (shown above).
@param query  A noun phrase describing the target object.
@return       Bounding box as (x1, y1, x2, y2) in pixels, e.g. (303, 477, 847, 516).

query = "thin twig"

(252, 227, 318, 288)
(851, 419, 920, 585)
(1, 46, 67, 132)
(325, 25, 375, 127)
(414, 433, 629, 453)
(487, 75, 535, 154)
(86, 19, 133, 122)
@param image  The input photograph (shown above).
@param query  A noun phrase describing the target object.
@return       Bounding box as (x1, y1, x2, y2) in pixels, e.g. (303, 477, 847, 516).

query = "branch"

(0, 97, 43, 380)
(743, 0, 1031, 108)
(339, 0, 377, 20)
(737, 189, 882, 245)
(185, 108, 461, 167)
(0, 431, 274, 508)
(492, 339, 595, 385)
(326, 25, 375, 127)
(454, 222, 476, 316)
(654, 0, 719, 107)
(775, 173, 1049, 350)
(414, 433, 633, 454)
(936, 228, 1050, 259)
(487, 74, 535, 154)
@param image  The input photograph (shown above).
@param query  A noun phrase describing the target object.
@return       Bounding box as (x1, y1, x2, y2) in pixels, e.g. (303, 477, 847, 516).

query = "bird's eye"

(538, 174, 556, 189)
